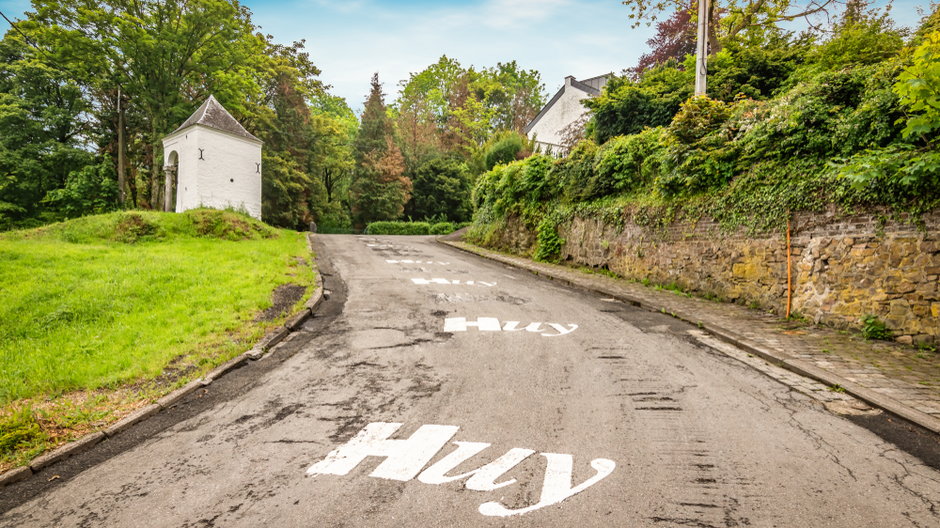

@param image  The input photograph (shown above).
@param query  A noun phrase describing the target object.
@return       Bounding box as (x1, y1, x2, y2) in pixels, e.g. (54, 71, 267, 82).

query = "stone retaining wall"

(486, 210, 940, 345)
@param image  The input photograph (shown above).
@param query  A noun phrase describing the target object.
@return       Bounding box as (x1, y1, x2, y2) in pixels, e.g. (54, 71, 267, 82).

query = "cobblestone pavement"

(442, 241, 940, 434)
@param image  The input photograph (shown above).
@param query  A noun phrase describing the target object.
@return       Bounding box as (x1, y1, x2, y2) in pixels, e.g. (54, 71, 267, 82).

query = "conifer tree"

(350, 74, 410, 228)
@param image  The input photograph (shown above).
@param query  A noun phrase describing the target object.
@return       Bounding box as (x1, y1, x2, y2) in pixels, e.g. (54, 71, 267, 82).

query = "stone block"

(156, 379, 204, 409)
(104, 404, 161, 438)
(0, 466, 31, 487)
(30, 431, 106, 471)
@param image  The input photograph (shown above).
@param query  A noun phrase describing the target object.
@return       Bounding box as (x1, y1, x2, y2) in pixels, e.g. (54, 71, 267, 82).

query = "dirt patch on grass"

(255, 283, 307, 322)
(0, 388, 145, 473)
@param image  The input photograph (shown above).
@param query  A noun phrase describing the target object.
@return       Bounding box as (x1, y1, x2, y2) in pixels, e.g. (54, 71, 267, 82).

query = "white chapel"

(161, 95, 263, 219)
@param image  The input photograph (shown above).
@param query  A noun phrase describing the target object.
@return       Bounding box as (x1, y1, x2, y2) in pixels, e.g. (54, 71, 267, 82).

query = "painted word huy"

(443, 317, 578, 337)
(386, 259, 450, 265)
(411, 278, 496, 287)
(307, 422, 615, 517)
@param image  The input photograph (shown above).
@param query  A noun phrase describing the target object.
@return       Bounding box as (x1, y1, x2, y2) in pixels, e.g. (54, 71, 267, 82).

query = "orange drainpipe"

(786, 213, 792, 319)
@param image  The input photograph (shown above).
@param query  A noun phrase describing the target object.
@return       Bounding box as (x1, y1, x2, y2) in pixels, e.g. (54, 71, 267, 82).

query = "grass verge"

(0, 209, 314, 470)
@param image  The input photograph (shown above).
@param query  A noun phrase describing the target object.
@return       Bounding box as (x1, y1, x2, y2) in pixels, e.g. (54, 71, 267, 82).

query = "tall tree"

(474, 61, 545, 132)
(407, 156, 472, 222)
(26, 0, 265, 208)
(349, 74, 409, 228)
(1, 0, 344, 229)
(632, 4, 697, 76)
(394, 56, 545, 163)
(622, 0, 844, 44)
(0, 28, 112, 227)
(309, 94, 357, 227)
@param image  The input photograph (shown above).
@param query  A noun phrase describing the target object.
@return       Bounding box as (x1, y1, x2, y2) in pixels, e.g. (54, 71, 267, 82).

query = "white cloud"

(305, 0, 369, 14)
(478, 0, 573, 29)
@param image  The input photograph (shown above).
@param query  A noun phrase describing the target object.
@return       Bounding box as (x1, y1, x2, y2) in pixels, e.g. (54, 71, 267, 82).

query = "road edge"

(0, 234, 325, 488)
(439, 239, 940, 436)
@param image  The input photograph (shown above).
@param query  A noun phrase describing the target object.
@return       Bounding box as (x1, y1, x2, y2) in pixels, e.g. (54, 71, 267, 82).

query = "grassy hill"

(0, 209, 314, 469)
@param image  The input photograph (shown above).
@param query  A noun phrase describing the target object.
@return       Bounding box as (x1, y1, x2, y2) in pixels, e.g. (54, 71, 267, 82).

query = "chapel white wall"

(162, 126, 262, 219)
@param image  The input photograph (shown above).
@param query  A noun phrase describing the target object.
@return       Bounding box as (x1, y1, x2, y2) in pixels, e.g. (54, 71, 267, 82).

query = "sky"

(247, 0, 656, 110)
(0, 0, 933, 113)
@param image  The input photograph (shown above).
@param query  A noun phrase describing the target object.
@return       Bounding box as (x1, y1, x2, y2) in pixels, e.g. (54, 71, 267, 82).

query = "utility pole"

(117, 86, 126, 206)
(694, 0, 710, 96)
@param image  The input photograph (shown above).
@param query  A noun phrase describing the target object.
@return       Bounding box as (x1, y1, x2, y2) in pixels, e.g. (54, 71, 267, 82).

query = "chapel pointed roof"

(173, 95, 261, 143)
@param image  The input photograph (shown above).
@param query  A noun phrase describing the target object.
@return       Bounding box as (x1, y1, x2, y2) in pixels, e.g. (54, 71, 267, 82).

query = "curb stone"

(103, 403, 162, 438)
(440, 240, 940, 435)
(29, 432, 106, 472)
(285, 308, 312, 330)
(0, 466, 32, 488)
(260, 326, 291, 351)
(0, 235, 327, 484)
(202, 353, 250, 383)
(157, 379, 206, 409)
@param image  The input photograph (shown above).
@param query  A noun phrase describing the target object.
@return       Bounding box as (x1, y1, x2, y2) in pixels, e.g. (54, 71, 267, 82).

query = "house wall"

(527, 79, 593, 154)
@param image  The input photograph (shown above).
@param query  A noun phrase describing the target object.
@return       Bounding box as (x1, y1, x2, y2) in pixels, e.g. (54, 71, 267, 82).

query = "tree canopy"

(0, 0, 354, 230)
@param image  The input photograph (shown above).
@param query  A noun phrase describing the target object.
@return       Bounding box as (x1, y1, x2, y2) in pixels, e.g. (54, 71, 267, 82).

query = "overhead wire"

(0, 8, 76, 77)
(0, 9, 41, 51)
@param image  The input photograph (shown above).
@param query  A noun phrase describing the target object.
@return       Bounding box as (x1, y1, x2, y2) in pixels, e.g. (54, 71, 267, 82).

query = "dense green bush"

(409, 156, 472, 222)
(584, 65, 691, 144)
(533, 215, 564, 262)
(592, 129, 666, 198)
(483, 131, 527, 171)
(809, 10, 905, 70)
(364, 221, 431, 235)
(895, 30, 940, 140)
(550, 139, 599, 202)
(706, 35, 811, 101)
(429, 221, 455, 235)
(42, 160, 119, 219)
(668, 96, 731, 143)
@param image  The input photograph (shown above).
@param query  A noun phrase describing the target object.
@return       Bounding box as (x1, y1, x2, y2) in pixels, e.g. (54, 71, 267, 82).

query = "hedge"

(364, 221, 469, 235)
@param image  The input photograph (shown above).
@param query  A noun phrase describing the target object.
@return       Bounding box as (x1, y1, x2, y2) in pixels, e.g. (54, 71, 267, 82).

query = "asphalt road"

(3, 235, 939, 527)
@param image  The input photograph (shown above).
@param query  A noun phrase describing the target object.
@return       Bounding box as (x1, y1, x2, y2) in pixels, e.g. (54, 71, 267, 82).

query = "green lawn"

(0, 210, 313, 466)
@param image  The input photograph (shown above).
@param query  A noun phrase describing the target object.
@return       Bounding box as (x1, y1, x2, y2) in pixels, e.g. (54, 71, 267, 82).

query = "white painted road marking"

(387, 259, 450, 265)
(444, 317, 578, 337)
(307, 422, 616, 517)
(411, 278, 496, 287)
(444, 316, 501, 332)
(307, 422, 456, 481)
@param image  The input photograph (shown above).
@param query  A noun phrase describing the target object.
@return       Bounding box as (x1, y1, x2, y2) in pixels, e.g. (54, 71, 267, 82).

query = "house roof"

(569, 78, 602, 96)
(173, 95, 261, 143)
(523, 74, 611, 135)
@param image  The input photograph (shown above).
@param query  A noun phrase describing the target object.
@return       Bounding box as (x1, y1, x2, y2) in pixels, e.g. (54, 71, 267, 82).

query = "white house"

(525, 74, 610, 156)
(161, 95, 263, 219)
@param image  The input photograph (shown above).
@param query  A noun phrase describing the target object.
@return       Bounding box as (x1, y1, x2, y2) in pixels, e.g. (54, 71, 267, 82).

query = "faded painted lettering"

(386, 259, 450, 265)
(411, 278, 496, 287)
(443, 317, 501, 332)
(445, 317, 578, 337)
